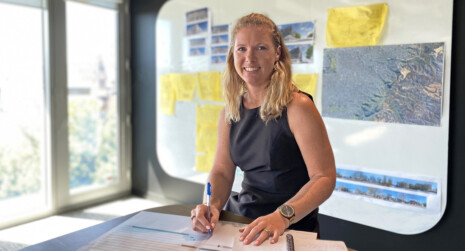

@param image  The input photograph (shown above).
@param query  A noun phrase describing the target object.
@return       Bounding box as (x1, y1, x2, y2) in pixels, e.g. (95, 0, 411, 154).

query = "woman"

(191, 13, 336, 246)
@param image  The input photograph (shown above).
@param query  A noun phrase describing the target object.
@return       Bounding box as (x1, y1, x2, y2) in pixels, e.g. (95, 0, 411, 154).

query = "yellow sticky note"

(326, 3, 388, 47)
(196, 104, 224, 128)
(170, 73, 196, 101)
(195, 104, 223, 172)
(195, 152, 215, 173)
(293, 73, 318, 96)
(197, 71, 223, 102)
(159, 74, 176, 115)
(196, 124, 218, 153)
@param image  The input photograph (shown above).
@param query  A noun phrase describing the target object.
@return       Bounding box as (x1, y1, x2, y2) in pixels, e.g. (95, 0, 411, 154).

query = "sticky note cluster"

(159, 72, 223, 115)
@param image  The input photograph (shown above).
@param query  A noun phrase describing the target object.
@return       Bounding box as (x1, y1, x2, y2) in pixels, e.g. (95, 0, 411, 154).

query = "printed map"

(322, 42, 444, 126)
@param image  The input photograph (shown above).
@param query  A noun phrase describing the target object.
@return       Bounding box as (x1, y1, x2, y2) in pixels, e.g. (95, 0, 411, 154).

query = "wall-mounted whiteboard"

(155, 0, 453, 234)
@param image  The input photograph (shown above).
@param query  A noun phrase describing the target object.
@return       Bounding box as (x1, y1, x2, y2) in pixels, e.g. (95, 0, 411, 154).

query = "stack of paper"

(79, 211, 347, 251)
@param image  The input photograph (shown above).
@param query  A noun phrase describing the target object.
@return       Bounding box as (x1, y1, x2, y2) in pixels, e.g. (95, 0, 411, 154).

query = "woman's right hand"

(190, 204, 220, 233)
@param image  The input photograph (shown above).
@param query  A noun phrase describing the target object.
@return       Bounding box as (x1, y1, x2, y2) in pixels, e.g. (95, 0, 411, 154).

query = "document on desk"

(78, 211, 346, 251)
(232, 230, 347, 251)
(78, 211, 244, 251)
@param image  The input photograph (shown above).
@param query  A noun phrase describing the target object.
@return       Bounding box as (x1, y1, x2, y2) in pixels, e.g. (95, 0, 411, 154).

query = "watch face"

(281, 205, 294, 217)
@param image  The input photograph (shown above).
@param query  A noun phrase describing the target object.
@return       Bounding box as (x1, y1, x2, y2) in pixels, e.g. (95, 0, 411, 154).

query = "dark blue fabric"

(225, 92, 319, 233)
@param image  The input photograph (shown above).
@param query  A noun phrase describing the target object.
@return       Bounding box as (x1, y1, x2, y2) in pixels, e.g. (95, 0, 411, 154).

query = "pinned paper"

(197, 71, 223, 101)
(195, 152, 216, 173)
(159, 74, 176, 115)
(293, 73, 318, 96)
(278, 21, 315, 64)
(195, 104, 223, 172)
(326, 3, 388, 47)
(211, 24, 229, 64)
(196, 104, 223, 126)
(169, 73, 196, 101)
(196, 124, 218, 153)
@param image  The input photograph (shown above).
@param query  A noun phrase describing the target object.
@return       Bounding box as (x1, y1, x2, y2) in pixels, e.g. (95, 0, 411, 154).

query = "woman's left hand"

(239, 210, 288, 246)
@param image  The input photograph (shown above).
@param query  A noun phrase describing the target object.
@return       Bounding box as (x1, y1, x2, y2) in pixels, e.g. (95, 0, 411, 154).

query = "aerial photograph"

(322, 42, 445, 126)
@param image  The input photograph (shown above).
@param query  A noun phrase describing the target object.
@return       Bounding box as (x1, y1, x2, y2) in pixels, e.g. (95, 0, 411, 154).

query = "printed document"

(78, 211, 346, 251)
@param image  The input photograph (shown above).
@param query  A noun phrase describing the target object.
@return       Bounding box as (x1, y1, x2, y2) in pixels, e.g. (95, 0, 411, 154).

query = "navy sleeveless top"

(225, 92, 319, 233)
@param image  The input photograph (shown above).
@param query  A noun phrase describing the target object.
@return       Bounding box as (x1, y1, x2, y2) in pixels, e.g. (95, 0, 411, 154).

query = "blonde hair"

(223, 13, 297, 123)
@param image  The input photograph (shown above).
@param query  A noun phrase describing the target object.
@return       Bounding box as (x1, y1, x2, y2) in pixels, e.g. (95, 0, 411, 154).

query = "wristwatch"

(278, 204, 295, 224)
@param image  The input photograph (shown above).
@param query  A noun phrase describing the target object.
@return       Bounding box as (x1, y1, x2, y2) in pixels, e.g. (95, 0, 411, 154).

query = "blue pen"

(206, 182, 212, 234)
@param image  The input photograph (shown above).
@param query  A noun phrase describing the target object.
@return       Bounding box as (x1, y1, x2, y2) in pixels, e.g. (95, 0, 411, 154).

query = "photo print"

(287, 43, 314, 64)
(211, 24, 229, 64)
(278, 21, 315, 64)
(186, 21, 209, 36)
(322, 42, 445, 126)
(333, 165, 441, 213)
(185, 8, 210, 36)
(189, 38, 206, 56)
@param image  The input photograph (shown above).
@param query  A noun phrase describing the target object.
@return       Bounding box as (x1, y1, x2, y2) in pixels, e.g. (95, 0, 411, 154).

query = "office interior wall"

(154, 0, 452, 235)
(130, 0, 203, 204)
(130, 0, 465, 249)
(319, 2, 465, 249)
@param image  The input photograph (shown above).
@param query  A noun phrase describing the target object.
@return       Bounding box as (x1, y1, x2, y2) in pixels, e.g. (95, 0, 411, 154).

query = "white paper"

(79, 211, 342, 251)
(232, 230, 318, 251)
(296, 239, 347, 251)
(79, 211, 236, 251)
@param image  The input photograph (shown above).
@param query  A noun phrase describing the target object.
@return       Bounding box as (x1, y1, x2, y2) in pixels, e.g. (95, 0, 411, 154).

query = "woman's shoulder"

(287, 92, 321, 133)
(288, 91, 315, 112)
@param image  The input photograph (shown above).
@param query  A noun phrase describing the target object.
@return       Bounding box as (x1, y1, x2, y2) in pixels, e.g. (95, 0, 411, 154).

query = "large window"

(0, 1, 48, 223)
(0, 0, 130, 229)
(66, 1, 119, 192)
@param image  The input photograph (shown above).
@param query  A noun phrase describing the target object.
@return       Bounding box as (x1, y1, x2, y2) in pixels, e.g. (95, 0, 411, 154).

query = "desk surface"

(21, 204, 251, 251)
(22, 204, 354, 251)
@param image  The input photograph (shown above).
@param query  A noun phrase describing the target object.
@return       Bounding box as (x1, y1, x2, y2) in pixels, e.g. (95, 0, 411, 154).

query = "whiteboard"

(155, 0, 453, 234)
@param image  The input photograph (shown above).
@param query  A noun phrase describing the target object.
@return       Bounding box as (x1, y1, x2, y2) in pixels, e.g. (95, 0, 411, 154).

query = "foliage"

(306, 45, 313, 59)
(0, 96, 118, 200)
(68, 97, 118, 189)
(0, 128, 41, 200)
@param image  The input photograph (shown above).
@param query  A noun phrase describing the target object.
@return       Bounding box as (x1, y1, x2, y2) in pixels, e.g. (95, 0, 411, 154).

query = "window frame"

(51, 0, 131, 210)
(0, 0, 131, 229)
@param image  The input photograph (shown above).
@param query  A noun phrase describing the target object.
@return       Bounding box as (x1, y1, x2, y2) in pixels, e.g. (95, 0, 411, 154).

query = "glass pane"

(66, 1, 119, 191)
(0, 3, 47, 216)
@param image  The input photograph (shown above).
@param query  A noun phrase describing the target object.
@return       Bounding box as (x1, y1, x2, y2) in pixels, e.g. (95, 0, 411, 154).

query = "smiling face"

(233, 26, 281, 89)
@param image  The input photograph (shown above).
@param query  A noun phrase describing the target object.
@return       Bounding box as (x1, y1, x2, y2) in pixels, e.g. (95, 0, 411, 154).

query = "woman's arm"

(284, 92, 336, 223)
(191, 108, 237, 233)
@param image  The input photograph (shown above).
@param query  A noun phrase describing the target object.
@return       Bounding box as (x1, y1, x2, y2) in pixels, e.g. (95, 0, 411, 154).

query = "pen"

(206, 182, 212, 234)
(286, 234, 294, 251)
